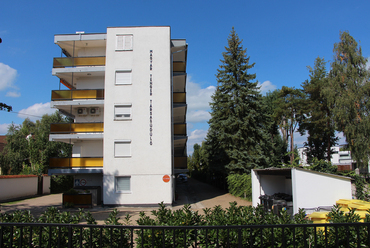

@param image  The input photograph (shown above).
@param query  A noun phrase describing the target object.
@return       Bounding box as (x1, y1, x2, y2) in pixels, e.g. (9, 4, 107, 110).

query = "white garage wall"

(292, 168, 351, 214)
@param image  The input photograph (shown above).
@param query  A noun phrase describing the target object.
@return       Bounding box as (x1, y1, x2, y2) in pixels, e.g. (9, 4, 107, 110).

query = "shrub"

(50, 175, 73, 193)
(227, 173, 252, 200)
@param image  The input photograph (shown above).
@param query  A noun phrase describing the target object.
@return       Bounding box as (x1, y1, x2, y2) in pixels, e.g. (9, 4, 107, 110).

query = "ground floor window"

(115, 176, 131, 193)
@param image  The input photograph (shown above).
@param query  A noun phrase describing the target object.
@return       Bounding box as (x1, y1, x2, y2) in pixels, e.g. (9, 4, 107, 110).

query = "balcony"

(51, 89, 104, 101)
(174, 124, 186, 135)
(49, 157, 103, 168)
(173, 61, 186, 73)
(173, 93, 186, 104)
(174, 157, 187, 169)
(50, 123, 104, 134)
(53, 57, 105, 68)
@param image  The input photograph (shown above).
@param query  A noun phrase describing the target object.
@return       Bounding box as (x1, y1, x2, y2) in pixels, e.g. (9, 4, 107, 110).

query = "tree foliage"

(300, 57, 337, 163)
(205, 27, 271, 175)
(0, 112, 72, 175)
(0, 102, 12, 112)
(324, 31, 370, 167)
(273, 86, 305, 164)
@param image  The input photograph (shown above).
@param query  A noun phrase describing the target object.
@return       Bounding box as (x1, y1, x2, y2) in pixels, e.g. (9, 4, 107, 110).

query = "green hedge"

(227, 173, 252, 201)
(2, 203, 370, 247)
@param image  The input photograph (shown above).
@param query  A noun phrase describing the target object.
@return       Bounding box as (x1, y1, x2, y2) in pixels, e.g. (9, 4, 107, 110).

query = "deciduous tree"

(273, 86, 305, 164)
(0, 112, 72, 174)
(324, 31, 370, 167)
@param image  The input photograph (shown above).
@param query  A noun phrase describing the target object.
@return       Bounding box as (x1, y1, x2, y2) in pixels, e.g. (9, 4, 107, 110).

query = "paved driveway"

(1, 177, 251, 224)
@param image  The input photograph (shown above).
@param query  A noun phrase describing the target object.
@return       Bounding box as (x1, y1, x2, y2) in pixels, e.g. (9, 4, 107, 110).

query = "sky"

(1, 0, 370, 154)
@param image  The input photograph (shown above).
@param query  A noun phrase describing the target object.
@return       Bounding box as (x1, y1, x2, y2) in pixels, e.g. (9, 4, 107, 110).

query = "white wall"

(76, 76, 105, 89)
(251, 170, 260, 207)
(292, 168, 351, 214)
(74, 110, 104, 122)
(72, 140, 103, 157)
(77, 47, 106, 57)
(43, 175, 51, 194)
(103, 27, 173, 205)
(103, 174, 172, 205)
(0, 176, 38, 201)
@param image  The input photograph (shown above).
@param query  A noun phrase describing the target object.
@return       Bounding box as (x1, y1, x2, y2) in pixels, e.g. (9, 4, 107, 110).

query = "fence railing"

(1, 222, 370, 247)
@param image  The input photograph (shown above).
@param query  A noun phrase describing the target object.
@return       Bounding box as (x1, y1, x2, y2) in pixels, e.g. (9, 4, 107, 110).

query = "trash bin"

(272, 200, 287, 216)
(309, 212, 329, 232)
(259, 195, 274, 212)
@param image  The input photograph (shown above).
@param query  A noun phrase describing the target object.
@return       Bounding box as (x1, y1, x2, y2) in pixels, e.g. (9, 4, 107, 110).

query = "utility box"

(252, 168, 352, 215)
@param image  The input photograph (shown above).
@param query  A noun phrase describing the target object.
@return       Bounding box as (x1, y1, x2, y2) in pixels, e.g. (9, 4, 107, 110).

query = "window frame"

(114, 104, 132, 121)
(114, 140, 132, 157)
(115, 35, 133, 51)
(115, 70, 132, 85)
(115, 176, 131, 193)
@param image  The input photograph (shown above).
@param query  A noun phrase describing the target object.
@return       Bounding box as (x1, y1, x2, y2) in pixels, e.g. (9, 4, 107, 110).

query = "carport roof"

(253, 167, 351, 181)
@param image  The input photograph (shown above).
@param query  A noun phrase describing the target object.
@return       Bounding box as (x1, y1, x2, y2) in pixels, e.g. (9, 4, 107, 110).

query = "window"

(114, 140, 131, 157)
(116, 35, 133, 51)
(115, 176, 131, 192)
(115, 71, 132, 85)
(114, 104, 132, 120)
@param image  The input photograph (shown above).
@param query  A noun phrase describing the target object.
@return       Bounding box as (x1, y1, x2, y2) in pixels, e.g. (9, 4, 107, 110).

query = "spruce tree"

(324, 31, 370, 167)
(205, 28, 270, 175)
(300, 57, 337, 163)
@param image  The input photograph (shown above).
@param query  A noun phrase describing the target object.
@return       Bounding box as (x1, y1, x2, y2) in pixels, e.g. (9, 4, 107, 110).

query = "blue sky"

(1, 0, 369, 154)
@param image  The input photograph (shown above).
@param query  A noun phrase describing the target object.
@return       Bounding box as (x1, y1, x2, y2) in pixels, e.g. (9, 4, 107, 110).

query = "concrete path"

(0, 177, 251, 224)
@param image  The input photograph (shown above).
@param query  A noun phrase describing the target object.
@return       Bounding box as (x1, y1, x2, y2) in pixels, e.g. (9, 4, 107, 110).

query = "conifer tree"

(205, 28, 270, 175)
(300, 57, 337, 163)
(324, 31, 370, 167)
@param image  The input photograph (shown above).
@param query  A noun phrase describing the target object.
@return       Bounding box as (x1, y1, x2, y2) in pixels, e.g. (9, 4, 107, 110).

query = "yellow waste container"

(354, 211, 368, 222)
(310, 212, 330, 232)
(336, 199, 352, 212)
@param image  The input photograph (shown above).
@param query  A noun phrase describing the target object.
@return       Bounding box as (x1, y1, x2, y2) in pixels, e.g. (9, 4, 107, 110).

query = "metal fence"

(1, 222, 370, 247)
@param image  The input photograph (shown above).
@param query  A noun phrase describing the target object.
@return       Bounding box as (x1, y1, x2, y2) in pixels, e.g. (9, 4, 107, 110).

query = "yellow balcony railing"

(51, 89, 104, 101)
(49, 157, 103, 168)
(173, 61, 186, 73)
(53, 57, 106, 68)
(174, 124, 186, 135)
(173, 93, 186, 103)
(174, 157, 187, 169)
(50, 122, 103, 133)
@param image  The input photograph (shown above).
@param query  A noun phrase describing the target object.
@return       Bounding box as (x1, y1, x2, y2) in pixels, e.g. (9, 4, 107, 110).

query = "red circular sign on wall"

(163, 175, 170, 183)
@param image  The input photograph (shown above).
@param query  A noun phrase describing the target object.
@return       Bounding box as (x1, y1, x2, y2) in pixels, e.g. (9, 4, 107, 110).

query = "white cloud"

(186, 79, 216, 111)
(0, 124, 10, 135)
(18, 102, 56, 121)
(0, 63, 17, 91)
(6, 91, 20, 97)
(188, 129, 208, 154)
(187, 110, 211, 123)
(258, 80, 277, 95)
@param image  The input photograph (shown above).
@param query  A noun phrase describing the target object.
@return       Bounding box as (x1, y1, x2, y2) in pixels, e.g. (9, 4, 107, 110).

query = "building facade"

(48, 26, 187, 205)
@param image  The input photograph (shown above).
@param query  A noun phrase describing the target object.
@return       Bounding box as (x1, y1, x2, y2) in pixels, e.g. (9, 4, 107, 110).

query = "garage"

(251, 167, 352, 214)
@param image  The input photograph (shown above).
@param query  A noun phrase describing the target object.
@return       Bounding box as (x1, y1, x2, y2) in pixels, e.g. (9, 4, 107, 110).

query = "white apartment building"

(297, 146, 367, 172)
(48, 26, 188, 206)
